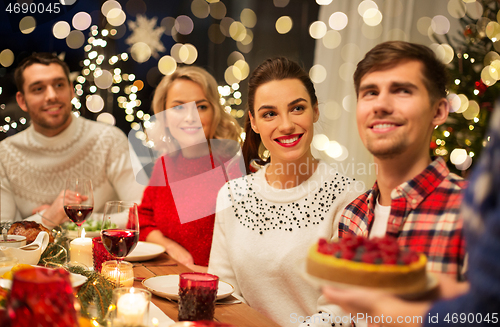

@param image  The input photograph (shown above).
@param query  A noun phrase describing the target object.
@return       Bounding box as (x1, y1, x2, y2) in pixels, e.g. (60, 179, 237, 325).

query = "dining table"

(132, 253, 281, 327)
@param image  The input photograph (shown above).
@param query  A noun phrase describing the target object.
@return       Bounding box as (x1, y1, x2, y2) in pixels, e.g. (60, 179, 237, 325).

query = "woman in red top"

(138, 66, 243, 271)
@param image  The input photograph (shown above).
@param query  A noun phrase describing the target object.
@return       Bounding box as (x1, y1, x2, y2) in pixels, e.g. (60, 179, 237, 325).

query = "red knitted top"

(138, 151, 239, 266)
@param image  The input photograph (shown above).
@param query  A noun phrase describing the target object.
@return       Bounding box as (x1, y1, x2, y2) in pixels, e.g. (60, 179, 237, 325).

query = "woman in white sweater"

(208, 57, 362, 327)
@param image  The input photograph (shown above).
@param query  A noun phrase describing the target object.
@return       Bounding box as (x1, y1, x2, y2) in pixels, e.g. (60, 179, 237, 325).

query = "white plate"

(142, 274, 234, 301)
(126, 241, 165, 262)
(0, 271, 87, 289)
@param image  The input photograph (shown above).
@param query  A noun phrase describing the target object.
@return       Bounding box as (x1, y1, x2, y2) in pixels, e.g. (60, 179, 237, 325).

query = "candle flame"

(81, 228, 86, 238)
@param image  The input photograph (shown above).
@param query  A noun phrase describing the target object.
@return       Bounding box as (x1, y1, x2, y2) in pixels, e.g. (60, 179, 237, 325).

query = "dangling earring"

(167, 136, 172, 143)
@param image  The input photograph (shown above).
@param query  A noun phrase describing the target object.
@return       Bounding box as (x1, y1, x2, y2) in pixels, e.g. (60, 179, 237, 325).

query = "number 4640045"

(6, 2, 60, 14)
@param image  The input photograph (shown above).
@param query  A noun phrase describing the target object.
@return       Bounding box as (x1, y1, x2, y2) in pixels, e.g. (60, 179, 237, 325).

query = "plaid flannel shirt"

(339, 157, 467, 280)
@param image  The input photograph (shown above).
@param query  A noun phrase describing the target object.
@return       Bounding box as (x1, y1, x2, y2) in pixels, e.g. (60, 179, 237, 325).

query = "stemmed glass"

(100, 201, 139, 287)
(63, 178, 94, 238)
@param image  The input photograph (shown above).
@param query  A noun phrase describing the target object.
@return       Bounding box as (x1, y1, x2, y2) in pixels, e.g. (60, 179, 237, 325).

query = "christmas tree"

(433, 0, 500, 176)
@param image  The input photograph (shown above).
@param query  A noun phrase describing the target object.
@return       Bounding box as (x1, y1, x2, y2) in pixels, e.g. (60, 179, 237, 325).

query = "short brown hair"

(14, 53, 71, 93)
(353, 41, 448, 103)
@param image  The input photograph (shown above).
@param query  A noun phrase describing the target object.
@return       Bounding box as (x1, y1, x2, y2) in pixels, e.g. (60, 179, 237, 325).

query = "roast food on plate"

(306, 235, 428, 294)
(8, 221, 55, 244)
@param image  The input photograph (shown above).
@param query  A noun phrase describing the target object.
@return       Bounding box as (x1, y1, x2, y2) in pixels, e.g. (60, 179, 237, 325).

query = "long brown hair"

(242, 57, 318, 172)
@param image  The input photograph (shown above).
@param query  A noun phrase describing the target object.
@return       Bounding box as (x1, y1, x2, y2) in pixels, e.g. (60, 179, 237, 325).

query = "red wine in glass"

(63, 205, 94, 226)
(101, 229, 139, 259)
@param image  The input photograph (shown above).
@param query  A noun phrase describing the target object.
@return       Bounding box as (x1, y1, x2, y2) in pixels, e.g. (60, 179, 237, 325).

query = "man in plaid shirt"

(339, 41, 466, 281)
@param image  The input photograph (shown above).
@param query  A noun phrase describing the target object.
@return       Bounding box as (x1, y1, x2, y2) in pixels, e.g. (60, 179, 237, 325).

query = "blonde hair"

(151, 66, 242, 153)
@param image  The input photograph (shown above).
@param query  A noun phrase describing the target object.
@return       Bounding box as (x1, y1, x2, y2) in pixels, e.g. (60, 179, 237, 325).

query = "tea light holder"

(111, 287, 151, 327)
(101, 260, 134, 287)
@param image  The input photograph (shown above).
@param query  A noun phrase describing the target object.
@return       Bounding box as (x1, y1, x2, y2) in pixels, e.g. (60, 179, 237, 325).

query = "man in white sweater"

(0, 52, 145, 228)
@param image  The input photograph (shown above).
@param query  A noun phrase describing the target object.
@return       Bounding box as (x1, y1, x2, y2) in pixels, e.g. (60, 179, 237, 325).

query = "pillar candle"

(70, 232, 93, 268)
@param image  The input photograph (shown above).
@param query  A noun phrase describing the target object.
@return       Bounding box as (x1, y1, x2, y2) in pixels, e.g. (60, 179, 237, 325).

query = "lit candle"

(101, 261, 134, 287)
(69, 228, 93, 268)
(116, 288, 149, 325)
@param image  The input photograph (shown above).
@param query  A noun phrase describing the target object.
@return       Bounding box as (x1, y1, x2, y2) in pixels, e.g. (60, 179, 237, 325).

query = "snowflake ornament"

(126, 15, 166, 60)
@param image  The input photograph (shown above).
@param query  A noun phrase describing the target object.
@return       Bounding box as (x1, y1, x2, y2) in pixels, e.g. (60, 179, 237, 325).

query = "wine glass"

(100, 201, 139, 287)
(63, 178, 94, 238)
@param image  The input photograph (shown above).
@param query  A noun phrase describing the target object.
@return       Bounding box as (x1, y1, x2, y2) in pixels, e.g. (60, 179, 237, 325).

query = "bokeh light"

(273, 0, 290, 7)
(220, 17, 234, 37)
(486, 22, 500, 41)
(450, 148, 468, 165)
(241, 8, 257, 28)
(158, 55, 177, 75)
(210, 1, 226, 20)
(447, 93, 461, 113)
(276, 16, 293, 34)
(316, 0, 333, 4)
(465, 1, 483, 20)
(363, 9, 383, 26)
(309, 65, 327, 83)
(456, 94, 469, 114)
(97, 112, 116, 125)
(179, 44, 197, 64)
(95, 70, 113, 89)
(20, 16, 36, 34)
(309, 21, 327, 39)
(341, 43, 362, 63)
(329, 12, 348, 31)
(431, 43, 455, 64)
(66, 30, 85, 49)
(102, 1, 121, 16)
(229, 22, 247, 41)
(417, 17, 432, 36)
(481, 65, 498, 86)
(339, 63, 357, 82)
(358, 1, 378, 16)
(325, 141, 343, 159)
(234, 60, 250, 80)
(431, 15, 450, 35)
(175, 15, 194, 35)
(161, 17, 176, 36)
(0, 49, 14, 67)
(72, 12, 92, 30)
(107, 8, 126, 26)
(313, 134, 329, 151)
(53, 21, 71, 39)
(227, 51, 245, 66)
(447, 0, 466, 19)
(323, 100, 342, 120)
(86, 95, 105, 113)
(463, 100, 480, 120)
(322, 30, 342, 49)
(191, 0, 210, 19)
(342, 95, 356, 112)
(131, 42, 151, 63)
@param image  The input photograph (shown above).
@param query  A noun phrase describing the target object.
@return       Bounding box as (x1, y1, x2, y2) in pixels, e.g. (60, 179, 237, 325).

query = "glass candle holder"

(178, 272, 219, 321)
(101, 260, 134, 287)
(7, 266, 79, 327)
(110, 287, 151, 327)
(92, 236, 115, 272)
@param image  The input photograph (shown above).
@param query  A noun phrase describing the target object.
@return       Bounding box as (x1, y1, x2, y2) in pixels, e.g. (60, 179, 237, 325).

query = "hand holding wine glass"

(63, 178, 94, 238)
(101, 201, 139, 287)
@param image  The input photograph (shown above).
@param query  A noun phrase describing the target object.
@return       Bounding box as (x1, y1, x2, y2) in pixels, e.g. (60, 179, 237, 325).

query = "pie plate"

(142, 274, 234, 301)
(298, 260, 438, 299)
